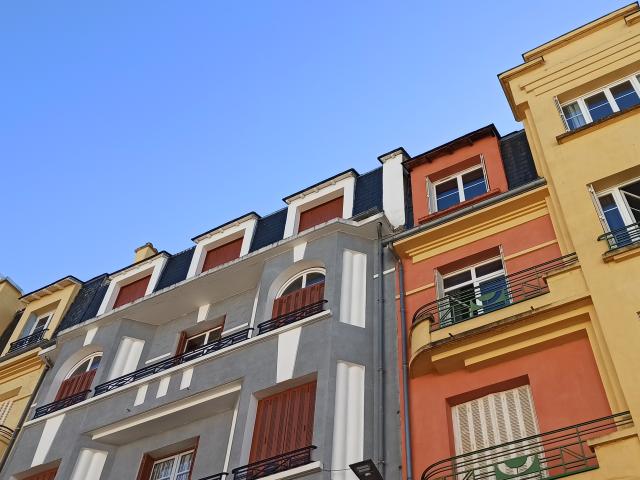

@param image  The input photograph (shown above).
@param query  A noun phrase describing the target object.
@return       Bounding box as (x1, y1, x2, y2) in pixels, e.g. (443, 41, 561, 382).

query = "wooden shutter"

(272, 283, 325, 318)
(55, 370, 97, 401)
(0, 400, 13, 425)
(24, 468, 58, 480)
(298, 196, 344, 233)
(451, 385, 540, 456)
(136, 454, 155, 480)
(176, 332, 188, 355)
(113, 275, 151, 309)
(202, 237, 244, 273)
(249, 381, 317, 462)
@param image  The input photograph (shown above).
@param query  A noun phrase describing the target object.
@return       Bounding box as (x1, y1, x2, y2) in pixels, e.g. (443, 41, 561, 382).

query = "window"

(182, 327, 222, 354)
(440, 257, 508, 324)
(201, 237, 243, 273)
(55, 353, 102, 401)
(273, 270, 326, 318)
(432, 166, 488, 212)
(298, 196, 343, 233)
(30, 312, 53, 335)
(597, 178, 640, 248)
(113, 275, 151, 309)
(149, 451, 194, 480)
(250, 382, 316, 463)
(22, 468, 58, 480)
(561, 73, 640, 130)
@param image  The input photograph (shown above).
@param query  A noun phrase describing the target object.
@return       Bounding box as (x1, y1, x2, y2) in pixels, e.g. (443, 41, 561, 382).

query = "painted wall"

(0, 280, 22, 339)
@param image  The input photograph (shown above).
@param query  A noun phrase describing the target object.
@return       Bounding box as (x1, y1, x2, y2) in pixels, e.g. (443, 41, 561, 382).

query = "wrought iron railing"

(597, 222, 640, 251)
(257, 301, 327, 335)
(232, 446, 316, 480)
(8, 328, 48, 353)
(93, 328, 252, 396)
(33, 390, 91, 419)
(421, 412, 632, 480)
(198, 474, 228, 480)
(0, 425, 13, 440)
(412, 254, 578, 331)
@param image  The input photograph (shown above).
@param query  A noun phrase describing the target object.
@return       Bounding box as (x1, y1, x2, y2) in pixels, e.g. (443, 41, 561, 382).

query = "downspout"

(0, 355, 52, 474)
(376, 222, 386, 478)
(389, 245, 413, 480)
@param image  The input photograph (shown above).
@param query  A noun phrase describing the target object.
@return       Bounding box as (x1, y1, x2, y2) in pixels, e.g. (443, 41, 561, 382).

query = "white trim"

(277, 268, 326, 298)
(29, 311, 54, 335)
(25, 311, 331, 425)
(223, 396, 240, 474)
(65, 353, 102, 380)
(31, 414, 65, 466)
(156, 376, 171, 398)
(150, 450, 194, 480)
(441, 256, 505, 296)
(69, 448, 108, 480)
(431, 164, 488, 213)
(145, 352, 173, 364)
(97, 254, 169, 315)
(222, 322, 249, 336)
(595, 176, 640, 229)
(283, 175, 356, 238)
(380, 150, 407, 228)
(187, 216, 258, 279)
(248, 284, 261, 336)
(255, 461, 322, 480)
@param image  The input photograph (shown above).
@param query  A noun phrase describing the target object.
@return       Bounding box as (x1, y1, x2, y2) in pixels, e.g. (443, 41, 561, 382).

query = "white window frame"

(596, 176, 640, 229)
(29, 311, 54, 335)
(429, 164, 488, 213)
(66, 353, 102, 380)
(441, 256, 506, 298)
(150, 450, 194, 480)
(184, 326, 223, 352)
(560, 72, 640, 130)
(277, 268, 326, 298)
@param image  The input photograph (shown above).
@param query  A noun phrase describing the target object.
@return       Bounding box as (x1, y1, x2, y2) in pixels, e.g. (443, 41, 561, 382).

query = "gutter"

(388, 246, 413, 480)
(0, 356, 52, 475)
(383, 178, 546, 246)
(376, 223, 386, 477)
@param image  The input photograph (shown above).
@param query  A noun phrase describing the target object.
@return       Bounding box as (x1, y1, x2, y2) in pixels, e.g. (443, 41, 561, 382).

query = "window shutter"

(136, 454, 155, 480)
(113, 275, 152, 309)
(554, 96, 570, 132)
(202, 237, 244, 273)
(272, 282, 325, 318)
(426, 177, 436, 214)
(588, 184, 609, 231)
(175, 332, 188, 355)
(249, 381, 317, 463)
(23, 468, 58, 480)
(0, 400, 12, 425)
(479, 154, 490, 190)
(298, 196, 344, 233)
(55, 370, 97, 401)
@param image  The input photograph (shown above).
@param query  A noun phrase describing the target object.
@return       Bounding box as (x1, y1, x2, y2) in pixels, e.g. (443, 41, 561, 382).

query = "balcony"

(421, 412, 632, 480)
(7, 328, 48, 354)
(93, 328, 252, 396)
(412, 254, 578, 331)
(33, 390, 91, 419)
(257, 301, 326, 335)
(231, 446, 317, 480)
(598, 221, 640, 251)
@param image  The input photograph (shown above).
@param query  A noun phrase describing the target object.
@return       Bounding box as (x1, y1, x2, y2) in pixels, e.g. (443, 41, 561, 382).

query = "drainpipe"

(376, 222, 386, 478)
(389, 245, 413, 480)
(0, 355, 52, 475)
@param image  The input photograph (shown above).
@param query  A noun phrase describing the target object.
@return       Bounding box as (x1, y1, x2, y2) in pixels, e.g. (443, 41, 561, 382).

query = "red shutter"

(249, 381, 316, 463)
(55, 369, 97, 401)
(272, 283, 325, 318)
(176, 331, 188, 355)
(298, 197, 343, 233)
(136, 454, 154, 480)
(114, 275, 151, 308)
(202, 237, 243, 273)
(24, 467, 58, 480)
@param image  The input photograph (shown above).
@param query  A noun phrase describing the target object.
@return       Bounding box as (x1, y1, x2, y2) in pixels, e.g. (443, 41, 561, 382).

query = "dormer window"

(201, 237, 243, 273)
(31, 311, 53, 334)
(430, 166, 488, 213)
(298, 196, 344, 233)
(561, 73, 640, 130)
(113, 275, 151, 309)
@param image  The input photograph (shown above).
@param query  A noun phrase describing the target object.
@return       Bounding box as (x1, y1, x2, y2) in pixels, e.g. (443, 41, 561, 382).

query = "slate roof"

(55, 274, 109, 334)
(500, 129, 539, 189)
(154, 247, 195, 292)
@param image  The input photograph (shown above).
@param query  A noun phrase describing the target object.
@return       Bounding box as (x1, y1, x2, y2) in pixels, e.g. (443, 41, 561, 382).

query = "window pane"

(479, 275, 510, 312)
(599, 195, 626, 230)
(462, 169, 487, 201)
(69, 359, 92, 378)
(281, 277, 303, 296)
(620, 181, 640, 223)
(443, 270, 472, 290)
(185, 335, 206, 353)
(446, 284, 477, 323)
(89, 356, 101, 371)
(305, 272, 325, 287)
(562, 102, 586, 130)
(610, 81, 640, 111)
(206, 328, 222, 344)
(176, 453, 193, 474)
(585, 92, 614, 122)
(475, 259, 503, 278)
(150, 458, 175, 480)
(435, 179, 460, 211)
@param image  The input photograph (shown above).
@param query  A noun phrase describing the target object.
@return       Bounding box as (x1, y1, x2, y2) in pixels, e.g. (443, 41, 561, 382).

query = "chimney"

(134, 242, 158, 263)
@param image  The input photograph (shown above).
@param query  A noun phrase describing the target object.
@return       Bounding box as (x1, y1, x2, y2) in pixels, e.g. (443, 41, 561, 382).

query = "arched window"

(262, 269, 326, 334)
(56, 353, 102, 402)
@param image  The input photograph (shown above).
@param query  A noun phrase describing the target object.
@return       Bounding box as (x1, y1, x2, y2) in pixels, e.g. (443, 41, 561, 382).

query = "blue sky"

(1, 0, 630, 293)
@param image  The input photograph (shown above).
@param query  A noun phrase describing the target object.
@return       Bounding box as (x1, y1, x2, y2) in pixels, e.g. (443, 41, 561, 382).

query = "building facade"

(1, 165, 405, 480)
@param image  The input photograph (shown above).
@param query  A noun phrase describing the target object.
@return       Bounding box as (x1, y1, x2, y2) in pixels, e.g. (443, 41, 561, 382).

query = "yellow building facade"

(500, 3, 640, 478)
(0, 276, 81, 460)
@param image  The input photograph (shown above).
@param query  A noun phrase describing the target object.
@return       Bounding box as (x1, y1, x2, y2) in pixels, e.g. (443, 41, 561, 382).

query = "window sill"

(602, 241, 640, 263)
(556, 103, 640, 144)
(417, 188, 502, 225)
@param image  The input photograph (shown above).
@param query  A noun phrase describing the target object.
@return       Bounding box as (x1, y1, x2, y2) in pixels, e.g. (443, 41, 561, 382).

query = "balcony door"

(598, 179, 640, 247)
(451, 385, 541, 478)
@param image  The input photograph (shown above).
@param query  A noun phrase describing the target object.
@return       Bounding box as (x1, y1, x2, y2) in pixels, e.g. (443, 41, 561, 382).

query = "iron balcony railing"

(232, 446, 316, 480)
(33, 390, 91, 419)
(412, 254, 578, 331)
(597, 221, 640, 251)
(93, 328, 252, 396)
(7, 328, 48, 353)
(421, 412, 632, 480)
(257, 301, 327, 335)
(198, 474, 228, 480)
